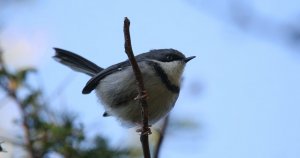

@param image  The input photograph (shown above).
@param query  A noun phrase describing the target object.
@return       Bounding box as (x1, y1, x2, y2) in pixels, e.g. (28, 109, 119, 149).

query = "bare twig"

(123, 17, 151, 158)
(154, 116, 169, 158)
(0, 53, 35, 158)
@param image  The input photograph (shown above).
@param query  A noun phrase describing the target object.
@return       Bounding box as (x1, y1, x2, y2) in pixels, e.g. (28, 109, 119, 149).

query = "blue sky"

(1, 0, 300, 158)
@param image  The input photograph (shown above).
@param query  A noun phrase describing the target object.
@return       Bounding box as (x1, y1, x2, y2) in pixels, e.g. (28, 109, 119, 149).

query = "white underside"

(95, 60, 185, 127)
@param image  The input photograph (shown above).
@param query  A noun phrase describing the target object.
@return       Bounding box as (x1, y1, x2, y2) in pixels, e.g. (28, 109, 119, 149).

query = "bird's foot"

(134, 90, 148, 100)
(136, 124, 152, 135)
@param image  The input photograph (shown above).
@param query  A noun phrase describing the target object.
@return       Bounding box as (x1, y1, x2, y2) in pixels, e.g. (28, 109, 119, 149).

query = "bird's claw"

(134, 91, 148, 100)
(136, 124, 152, 135)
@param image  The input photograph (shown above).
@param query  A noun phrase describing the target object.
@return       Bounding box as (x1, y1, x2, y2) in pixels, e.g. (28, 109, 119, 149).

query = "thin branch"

(0, 89, 35, 158)
(123, 17, 151, 158)
(0, 52, 35, 158)
(154, 116, 169, 158)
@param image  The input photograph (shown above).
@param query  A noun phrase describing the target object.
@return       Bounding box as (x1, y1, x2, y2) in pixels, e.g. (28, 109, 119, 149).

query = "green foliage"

(0, 52, 128, 158)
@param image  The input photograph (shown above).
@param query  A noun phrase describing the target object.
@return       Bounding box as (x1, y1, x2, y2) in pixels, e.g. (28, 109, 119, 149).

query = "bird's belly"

(95, 66, 179, 127)
(108, 83, 178, 127)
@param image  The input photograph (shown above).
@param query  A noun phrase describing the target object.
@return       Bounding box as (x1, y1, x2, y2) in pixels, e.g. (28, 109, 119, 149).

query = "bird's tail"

(53, 48, 103, 76)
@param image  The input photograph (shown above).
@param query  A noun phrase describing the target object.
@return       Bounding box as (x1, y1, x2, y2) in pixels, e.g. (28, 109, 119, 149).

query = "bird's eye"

(166, 55, 173, 61)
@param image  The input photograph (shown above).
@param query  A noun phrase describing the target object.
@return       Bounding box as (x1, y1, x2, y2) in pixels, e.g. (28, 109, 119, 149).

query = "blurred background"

(0, 0, 300, 158)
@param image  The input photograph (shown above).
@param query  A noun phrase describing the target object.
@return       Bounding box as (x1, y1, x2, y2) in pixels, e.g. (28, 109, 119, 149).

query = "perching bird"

(53, 48, 195, 127)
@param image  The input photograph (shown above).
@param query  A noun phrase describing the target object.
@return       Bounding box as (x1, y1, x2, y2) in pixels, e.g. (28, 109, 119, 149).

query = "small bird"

(53, 48, 195, 127)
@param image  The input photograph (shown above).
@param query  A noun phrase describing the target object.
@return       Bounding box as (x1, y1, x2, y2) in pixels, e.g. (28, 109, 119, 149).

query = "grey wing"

(82, 61, 132, 94)
(82, 55, 150, 94)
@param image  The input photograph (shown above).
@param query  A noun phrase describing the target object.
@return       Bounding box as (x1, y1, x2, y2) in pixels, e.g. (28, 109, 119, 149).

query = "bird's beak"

(184, 56, 196, 63)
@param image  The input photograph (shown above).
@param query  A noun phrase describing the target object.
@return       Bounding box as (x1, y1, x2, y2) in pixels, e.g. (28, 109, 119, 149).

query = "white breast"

(95, 61, 185, 127)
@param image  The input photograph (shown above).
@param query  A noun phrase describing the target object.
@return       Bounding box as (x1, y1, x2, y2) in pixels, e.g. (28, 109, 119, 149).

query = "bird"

(53, 48, 195, 127)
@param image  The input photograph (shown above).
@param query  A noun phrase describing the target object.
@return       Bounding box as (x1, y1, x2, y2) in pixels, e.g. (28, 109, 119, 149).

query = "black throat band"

(148, 61, 180, 93)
